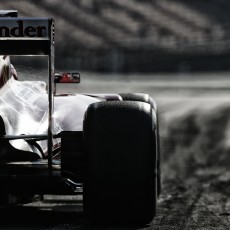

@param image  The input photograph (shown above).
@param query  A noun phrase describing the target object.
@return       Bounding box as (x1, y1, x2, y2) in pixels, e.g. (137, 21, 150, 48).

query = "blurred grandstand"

(1, 0, 230, 72)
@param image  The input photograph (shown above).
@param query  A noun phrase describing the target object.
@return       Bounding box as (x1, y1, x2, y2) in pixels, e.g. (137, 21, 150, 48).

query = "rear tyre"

(119, 93, 157, 112)
(119, 93, 161, 196)
(83, 101, 157, 225)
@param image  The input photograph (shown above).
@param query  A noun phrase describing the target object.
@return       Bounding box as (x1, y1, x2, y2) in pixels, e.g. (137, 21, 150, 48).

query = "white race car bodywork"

(0, 76, 100, 154)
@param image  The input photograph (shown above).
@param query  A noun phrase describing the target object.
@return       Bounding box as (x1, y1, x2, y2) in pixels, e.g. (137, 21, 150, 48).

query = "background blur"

(1, 0, 230, 72)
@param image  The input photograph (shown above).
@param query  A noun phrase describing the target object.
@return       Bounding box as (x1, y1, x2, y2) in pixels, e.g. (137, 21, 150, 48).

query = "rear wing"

(0, 17, 55, 174)
(0, 18, 54, 55)
(0, 10, 18, 18)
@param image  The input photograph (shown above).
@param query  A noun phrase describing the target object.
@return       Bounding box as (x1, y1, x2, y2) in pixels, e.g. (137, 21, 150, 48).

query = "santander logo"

(0, 20, 47, 38)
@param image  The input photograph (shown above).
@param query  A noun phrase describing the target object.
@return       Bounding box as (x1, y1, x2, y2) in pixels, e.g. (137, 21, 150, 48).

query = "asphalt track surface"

(1, 69, 230, 229)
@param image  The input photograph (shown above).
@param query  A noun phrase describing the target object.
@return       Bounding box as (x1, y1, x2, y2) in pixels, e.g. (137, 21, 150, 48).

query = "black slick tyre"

(83, 101, 157, 225)
(119, 93, 161, 196)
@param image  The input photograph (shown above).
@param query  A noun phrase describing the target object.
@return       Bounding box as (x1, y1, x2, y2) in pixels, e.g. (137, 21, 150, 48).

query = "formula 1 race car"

(0, 11, 160, 225)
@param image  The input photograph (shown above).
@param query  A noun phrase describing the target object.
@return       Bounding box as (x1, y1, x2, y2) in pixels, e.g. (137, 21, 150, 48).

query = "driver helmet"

(0, 55, 18, 88)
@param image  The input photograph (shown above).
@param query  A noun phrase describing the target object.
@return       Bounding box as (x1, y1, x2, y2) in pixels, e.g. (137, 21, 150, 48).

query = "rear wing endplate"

(0, 10, 18, 18)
